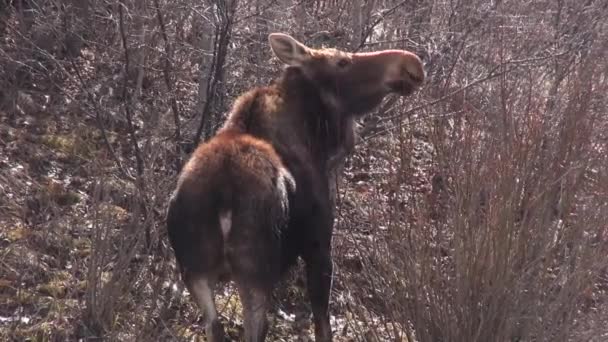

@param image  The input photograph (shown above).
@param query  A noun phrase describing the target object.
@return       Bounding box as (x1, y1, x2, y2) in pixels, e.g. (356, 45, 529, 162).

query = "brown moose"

(166, 33, 424, 342)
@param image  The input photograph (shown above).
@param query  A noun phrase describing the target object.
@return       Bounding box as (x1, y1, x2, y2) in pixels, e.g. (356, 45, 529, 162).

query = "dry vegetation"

(1, 0, 607, 341)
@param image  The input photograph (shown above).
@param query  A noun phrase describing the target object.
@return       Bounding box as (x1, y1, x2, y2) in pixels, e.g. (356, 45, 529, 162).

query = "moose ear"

(268, 33, 311, 66)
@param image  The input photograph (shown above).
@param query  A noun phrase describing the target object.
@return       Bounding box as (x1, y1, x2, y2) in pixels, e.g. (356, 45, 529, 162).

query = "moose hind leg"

(186, 276, 225, 342)
(238, 283, 270, 342)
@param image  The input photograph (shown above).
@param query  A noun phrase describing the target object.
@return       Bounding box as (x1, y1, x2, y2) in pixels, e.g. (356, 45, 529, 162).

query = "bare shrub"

(335, 3, 608, 340)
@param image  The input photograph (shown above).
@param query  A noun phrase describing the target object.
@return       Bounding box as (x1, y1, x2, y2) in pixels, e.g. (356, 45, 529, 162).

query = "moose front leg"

(303, 239, 334, 341)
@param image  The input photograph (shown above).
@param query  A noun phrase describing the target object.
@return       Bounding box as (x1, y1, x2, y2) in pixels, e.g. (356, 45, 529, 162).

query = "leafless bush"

(335, 2, 608, 341)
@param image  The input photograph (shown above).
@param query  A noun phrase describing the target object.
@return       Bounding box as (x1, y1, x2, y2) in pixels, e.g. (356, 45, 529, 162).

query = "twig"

(194, 25, 221, 144)
(194, 0, 236, 144)
(153, 0, 182, 171)
(360, 65, 507, 144)
(375, 51, 572, 130)
(234, 0, 280, 24)
(118, 0, 145, 177)
(362, 110, 464, 143)
(69, 59, 134, 181)
(118, 0, 152, 248)
(354, 0, 411, 52)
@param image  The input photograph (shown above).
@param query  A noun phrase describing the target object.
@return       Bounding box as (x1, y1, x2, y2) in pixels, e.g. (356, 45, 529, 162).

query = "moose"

(166, 32, 425, 341)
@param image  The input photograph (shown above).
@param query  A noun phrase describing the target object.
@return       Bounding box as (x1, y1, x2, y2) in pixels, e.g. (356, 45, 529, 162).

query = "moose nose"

(382, 50, 425, 95)
(354, 49, 425, 95)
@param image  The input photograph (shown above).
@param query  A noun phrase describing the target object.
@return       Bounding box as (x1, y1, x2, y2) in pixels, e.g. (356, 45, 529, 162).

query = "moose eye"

(337, 58, 351, 68)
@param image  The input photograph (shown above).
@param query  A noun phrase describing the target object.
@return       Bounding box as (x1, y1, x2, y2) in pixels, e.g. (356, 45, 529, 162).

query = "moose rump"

(166, 130, 294, 341)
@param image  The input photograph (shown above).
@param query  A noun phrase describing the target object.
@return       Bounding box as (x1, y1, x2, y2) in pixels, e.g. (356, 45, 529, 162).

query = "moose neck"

(277, 67, 345, 168)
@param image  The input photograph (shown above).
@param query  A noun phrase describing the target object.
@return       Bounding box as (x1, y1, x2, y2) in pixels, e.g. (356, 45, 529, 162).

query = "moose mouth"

(386, 79, 416, 96)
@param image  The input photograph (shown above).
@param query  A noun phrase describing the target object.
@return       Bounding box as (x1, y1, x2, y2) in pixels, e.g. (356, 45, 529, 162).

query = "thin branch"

(193, 25, 221, 144)
(372, 51, 568, 132)
(118, 0, 145, 177)
(153, 0, 182, 170)
(354, 0, 411, 52)
(360, 65, 508, 143)
(69, 59, 134, 181)
(193, 0, 236, 144)
(234, 0, 280, 24)
(118, 0, 152, 248)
